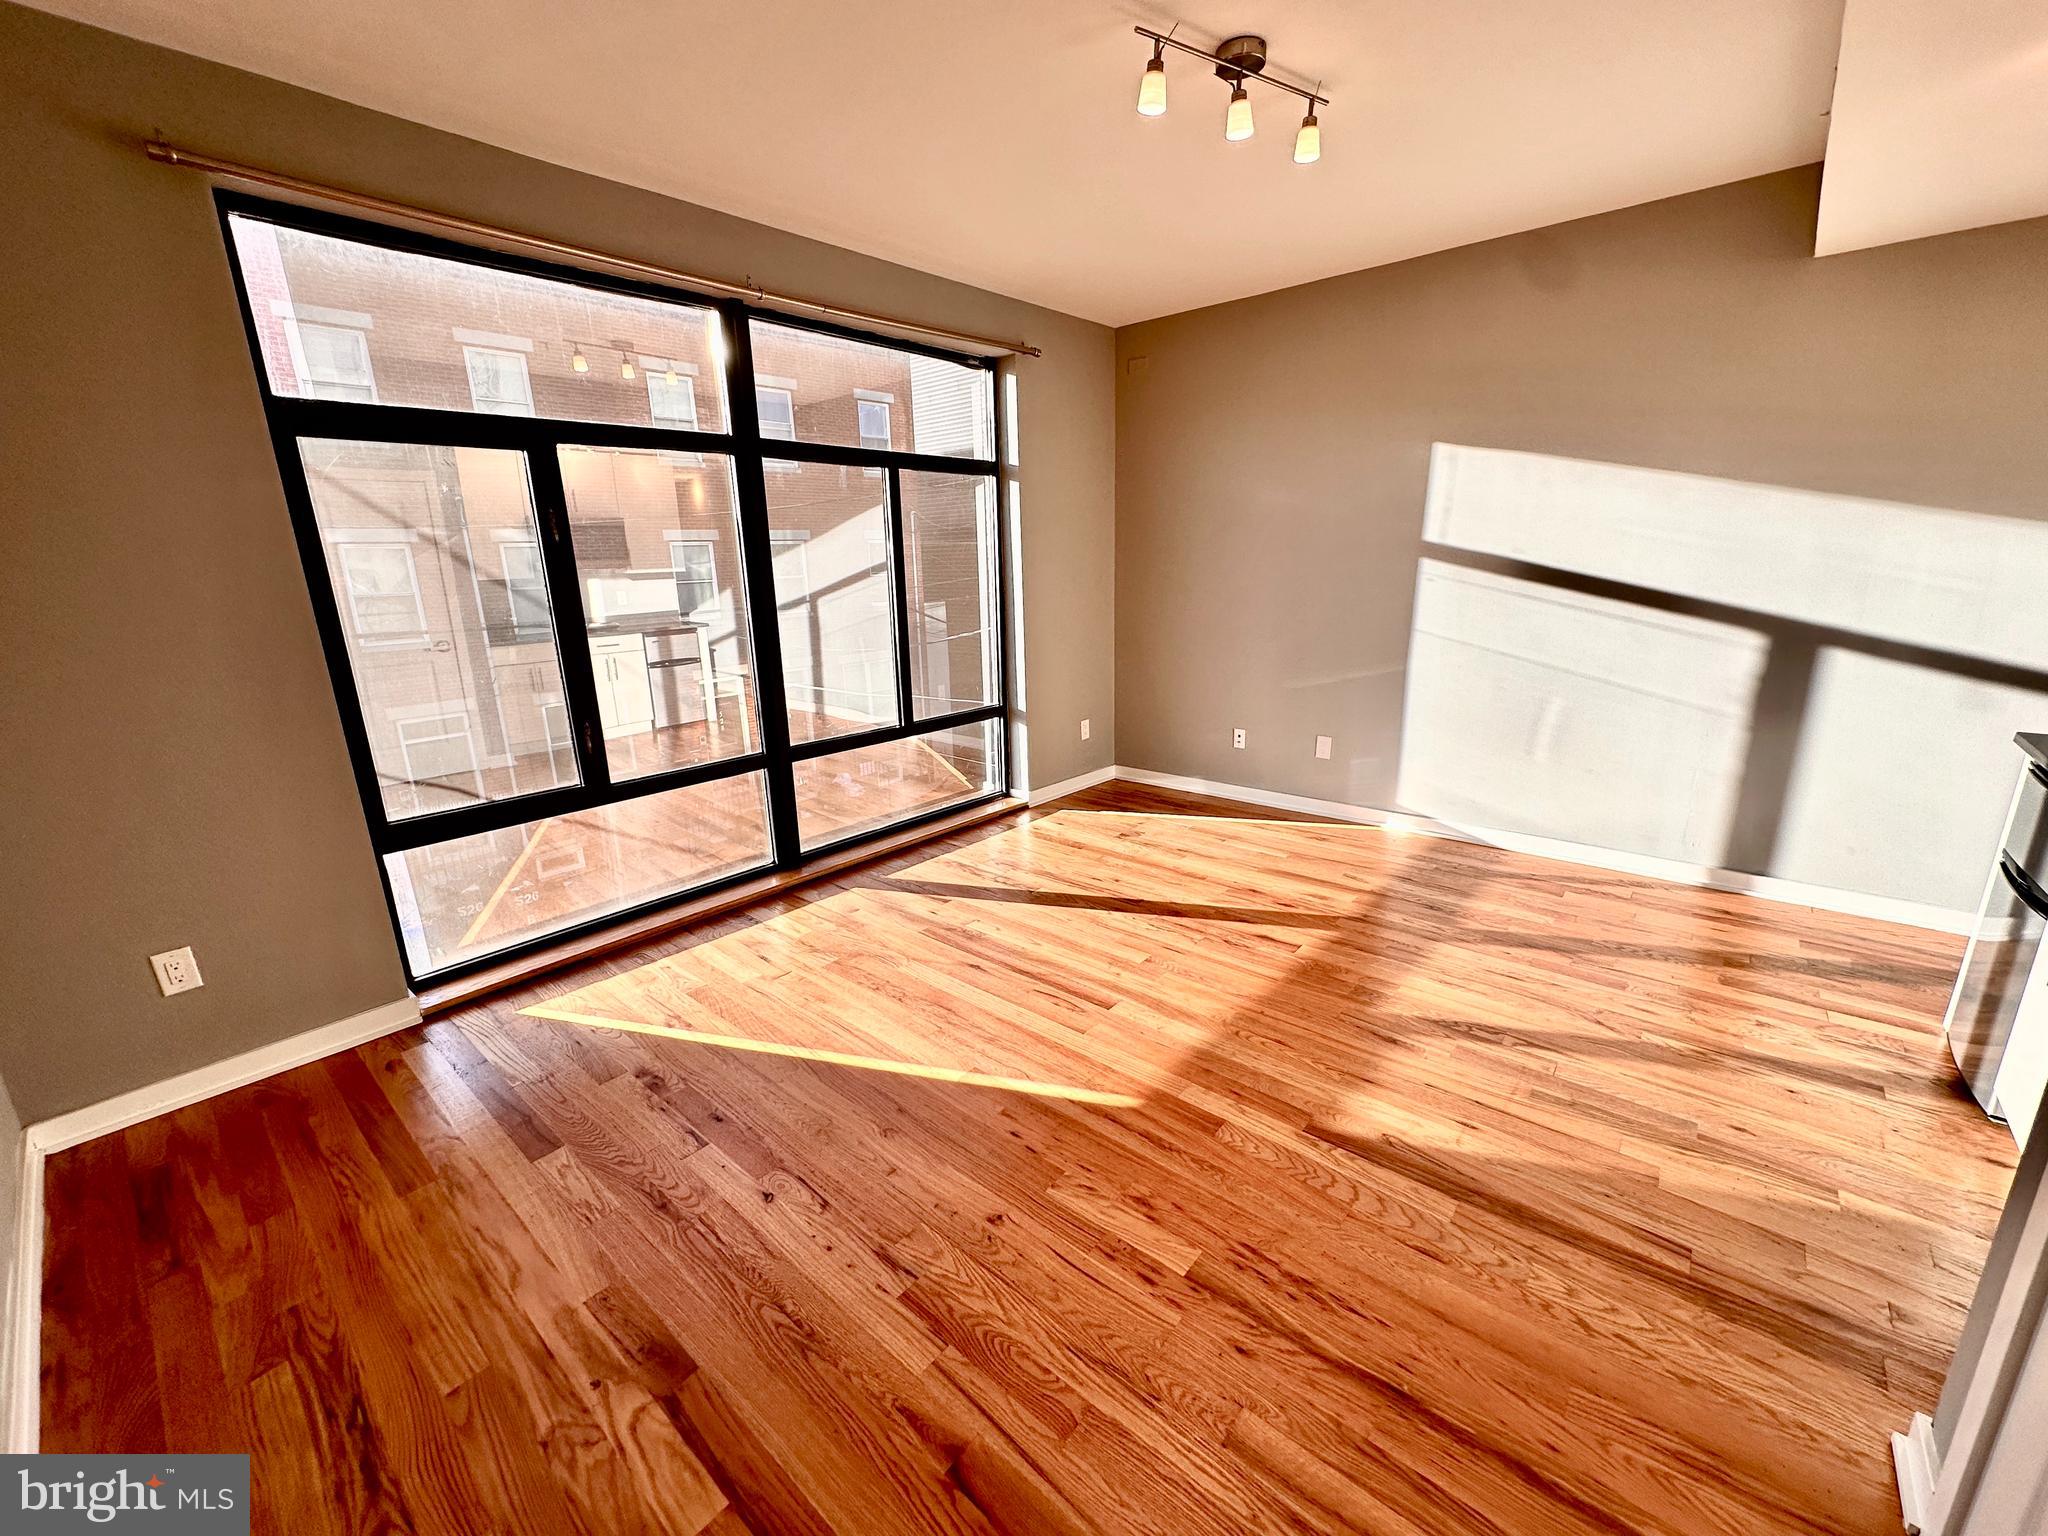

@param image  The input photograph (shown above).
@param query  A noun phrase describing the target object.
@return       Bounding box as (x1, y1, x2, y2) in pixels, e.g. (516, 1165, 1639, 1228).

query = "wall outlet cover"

(1080, 718, 1091, 741)
(150, 946, 204, 997)
(1233, 728, 1248, 749)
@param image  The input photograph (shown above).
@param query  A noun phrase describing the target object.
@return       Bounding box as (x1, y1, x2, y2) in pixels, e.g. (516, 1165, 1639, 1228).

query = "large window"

(223, 199, 1007, 983)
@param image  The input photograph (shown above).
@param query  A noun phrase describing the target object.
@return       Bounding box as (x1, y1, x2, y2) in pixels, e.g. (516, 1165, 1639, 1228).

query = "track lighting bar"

(1132, 25, 1329, 110)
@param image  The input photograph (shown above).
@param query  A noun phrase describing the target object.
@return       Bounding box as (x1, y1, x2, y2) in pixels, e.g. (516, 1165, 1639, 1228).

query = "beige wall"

(0, 3, 1114, 1123)
(1115, 166, 2048, 911)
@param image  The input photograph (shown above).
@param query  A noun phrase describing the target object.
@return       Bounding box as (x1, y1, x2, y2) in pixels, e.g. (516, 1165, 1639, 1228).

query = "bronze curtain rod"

(143, 140, 1041, 359)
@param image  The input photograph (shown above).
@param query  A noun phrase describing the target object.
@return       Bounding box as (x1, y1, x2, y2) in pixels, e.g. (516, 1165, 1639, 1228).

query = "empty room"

(5, 2, 2048, 1532)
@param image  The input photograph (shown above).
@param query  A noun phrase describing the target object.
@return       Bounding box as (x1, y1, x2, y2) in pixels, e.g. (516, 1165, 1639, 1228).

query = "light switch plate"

(1080, 718, 1091, 741)
(1315, 735, 1333, 760)
(150, 946, 203, 997)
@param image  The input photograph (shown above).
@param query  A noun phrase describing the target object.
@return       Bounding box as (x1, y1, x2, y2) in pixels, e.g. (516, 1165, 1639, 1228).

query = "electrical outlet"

(1080, 718, 1092, 742)
(1315, 735, 1333, 760)
(150, 946, 203, 997)
(1232, 728, 1248, 750)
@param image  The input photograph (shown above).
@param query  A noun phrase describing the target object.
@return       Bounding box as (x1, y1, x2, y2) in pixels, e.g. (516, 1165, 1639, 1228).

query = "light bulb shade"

(620, 358, 636, 380)
(1137, 57, 1167, 117)
(1225, 85, 1254, 142)
(571, 349, 589, 373)
(1294, 113, 1321, 164)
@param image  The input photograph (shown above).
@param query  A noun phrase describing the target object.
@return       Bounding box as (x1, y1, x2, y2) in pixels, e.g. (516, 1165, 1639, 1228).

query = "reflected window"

(292, 321, 376, 402)
(857, 397, 891, 451)
(756, 385, 796, 440)
(503, 541, 550, 639)
(464, 346, 534, 415)
(336, 543, 426, 643)
(669, 539, 716, 613)
(647, 365, 699, 431)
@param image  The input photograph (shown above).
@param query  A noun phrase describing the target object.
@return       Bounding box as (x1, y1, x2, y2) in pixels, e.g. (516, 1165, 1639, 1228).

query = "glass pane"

(765, 464, 900, 742)
(902, 471, 1000, 718)
(795, 720, 1000, 849)
(230, 213, 728, 430)
(558, 446, 761, 781)
(298, 439, 577, 822)
(750, 320, 991, 458)
(383, 773, 773, 975)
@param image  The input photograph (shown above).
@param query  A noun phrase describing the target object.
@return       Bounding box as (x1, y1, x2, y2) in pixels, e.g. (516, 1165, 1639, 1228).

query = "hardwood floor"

(41, 781, 2018, 1535)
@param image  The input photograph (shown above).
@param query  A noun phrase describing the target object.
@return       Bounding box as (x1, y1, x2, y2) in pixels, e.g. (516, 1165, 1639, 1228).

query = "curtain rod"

(143, 140, 1041, 359)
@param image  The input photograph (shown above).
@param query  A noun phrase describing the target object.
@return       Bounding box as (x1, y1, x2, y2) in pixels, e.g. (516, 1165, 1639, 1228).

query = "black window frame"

(213, 190, 1010, 987)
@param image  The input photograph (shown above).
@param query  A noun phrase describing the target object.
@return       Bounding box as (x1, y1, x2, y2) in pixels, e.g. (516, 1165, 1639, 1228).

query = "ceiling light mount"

(1132, 24, 1328, 157)
(1212, 34, 1267, 85)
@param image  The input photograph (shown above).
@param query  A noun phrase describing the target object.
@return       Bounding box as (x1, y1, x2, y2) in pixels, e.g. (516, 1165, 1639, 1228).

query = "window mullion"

(725, 305, 802, 869)
(524, 441, 611, 793)
(887, 463, 915, 730)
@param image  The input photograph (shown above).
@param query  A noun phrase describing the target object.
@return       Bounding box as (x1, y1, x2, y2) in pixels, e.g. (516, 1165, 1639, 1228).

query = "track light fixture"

(1224, 83, 1254, 141)
(1137, 39, 1168, 116)
(1294, 107, 1320, 164)
(620, 354, 636, 380)
(1132, 24, 1328, 161)
(570, 346, 589, 373)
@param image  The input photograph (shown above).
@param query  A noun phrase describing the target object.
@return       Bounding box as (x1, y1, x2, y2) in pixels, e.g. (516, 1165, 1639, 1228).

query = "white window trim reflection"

(288, 320, 378, 403)
(336, 540, 429, 647)
(756, 383, 798, 471)
(394, 711, 485, 817)
(464, 344, 536, 416)
(856, 394, 892, 452)
(501, 539, 552, 638)
(668, 538, 718, 615)
(644, 360, 701, 429)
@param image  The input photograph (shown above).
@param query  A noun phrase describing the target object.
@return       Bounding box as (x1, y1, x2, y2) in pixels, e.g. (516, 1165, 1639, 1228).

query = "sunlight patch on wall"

(1421, 443, 2048, 670)
(1401, 444, 2048, 909)
(1402, 560, 1766, 866)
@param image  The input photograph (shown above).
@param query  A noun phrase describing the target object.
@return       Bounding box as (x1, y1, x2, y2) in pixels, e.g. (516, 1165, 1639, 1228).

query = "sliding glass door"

(218, 195, 1006, 983)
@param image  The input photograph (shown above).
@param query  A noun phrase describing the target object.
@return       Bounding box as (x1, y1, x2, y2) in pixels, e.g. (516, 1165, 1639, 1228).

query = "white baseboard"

(27, 997, 420, 1157)
(1, 995, 418, 1453)
(1024, 764, 1118, 806)
(1, 1134, 44, 1454)
(1111, 767, 1976, 934)
(1893, 1411, 1939, 1534)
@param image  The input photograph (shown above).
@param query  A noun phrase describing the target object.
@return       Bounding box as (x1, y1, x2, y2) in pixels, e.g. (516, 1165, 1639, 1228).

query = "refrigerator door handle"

(2003, 854, 2048, 924)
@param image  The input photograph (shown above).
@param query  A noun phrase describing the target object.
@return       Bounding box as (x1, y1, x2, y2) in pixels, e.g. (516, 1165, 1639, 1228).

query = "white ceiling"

(26, 0, 1851, 325)
(1817, 0, 2048, 257)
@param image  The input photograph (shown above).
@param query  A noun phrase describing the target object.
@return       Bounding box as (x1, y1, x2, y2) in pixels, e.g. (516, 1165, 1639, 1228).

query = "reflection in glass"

(230, 213, 728, 430)
(749, 320, 992, 458)
(557, 447, 760, 781)
(796, 720, 1000, 849)
(383, 773, 773, 975)
(901, 471, 1000, 718)
(765, 465, 899, 742)
(299, 439, 579, 822)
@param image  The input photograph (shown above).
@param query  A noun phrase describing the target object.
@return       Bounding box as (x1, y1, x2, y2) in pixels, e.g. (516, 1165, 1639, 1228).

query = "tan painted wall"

(0, 3, 1114, 1122)
(1115, 166, 2048, 910)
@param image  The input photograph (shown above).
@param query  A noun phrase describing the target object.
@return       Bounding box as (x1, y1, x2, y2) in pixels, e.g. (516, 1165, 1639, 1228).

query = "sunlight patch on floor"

(518, 1002, 1144, 1106)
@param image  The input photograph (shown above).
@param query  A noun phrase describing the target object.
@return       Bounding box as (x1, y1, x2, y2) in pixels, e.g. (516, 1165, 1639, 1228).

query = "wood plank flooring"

(41, 781, 2019, 1535)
